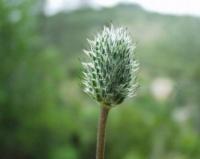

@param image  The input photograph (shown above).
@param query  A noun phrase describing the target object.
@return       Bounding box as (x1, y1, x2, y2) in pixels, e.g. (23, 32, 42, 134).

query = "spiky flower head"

(82, 25, 139, 106)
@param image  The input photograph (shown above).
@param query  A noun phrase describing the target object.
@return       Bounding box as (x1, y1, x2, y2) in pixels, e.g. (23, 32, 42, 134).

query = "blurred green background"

(1, 0, 200, 159)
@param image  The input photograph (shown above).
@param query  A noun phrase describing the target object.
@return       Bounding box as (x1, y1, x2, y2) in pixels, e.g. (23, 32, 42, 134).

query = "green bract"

(82, 25, 139, 106)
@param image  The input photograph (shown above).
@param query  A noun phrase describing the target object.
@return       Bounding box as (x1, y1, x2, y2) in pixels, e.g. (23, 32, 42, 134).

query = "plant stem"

(96, 104, 110, 159)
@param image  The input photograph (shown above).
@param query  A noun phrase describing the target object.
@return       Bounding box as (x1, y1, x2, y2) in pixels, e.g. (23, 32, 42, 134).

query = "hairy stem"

(96, 105, 110, 159)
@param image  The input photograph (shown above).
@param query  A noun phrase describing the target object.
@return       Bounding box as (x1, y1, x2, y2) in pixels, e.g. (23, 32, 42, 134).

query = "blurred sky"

(45, 0, 200, 16)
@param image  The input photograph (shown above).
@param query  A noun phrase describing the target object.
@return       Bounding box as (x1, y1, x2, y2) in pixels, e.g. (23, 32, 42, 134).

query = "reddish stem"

(96, 105, 110, 159)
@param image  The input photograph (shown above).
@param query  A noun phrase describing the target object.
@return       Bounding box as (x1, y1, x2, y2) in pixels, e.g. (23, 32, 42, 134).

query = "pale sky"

(45, 0, 200, 16)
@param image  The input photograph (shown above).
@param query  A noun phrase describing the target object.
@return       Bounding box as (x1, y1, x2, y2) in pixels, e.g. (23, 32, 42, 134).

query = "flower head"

(82, 25, 139, 106)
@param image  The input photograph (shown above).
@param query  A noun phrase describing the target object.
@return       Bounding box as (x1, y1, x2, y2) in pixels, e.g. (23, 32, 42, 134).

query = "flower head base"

(82, 25, 139, 106)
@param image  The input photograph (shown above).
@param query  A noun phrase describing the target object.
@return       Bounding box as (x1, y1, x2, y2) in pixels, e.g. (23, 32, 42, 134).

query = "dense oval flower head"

(82, 25, 139, 106)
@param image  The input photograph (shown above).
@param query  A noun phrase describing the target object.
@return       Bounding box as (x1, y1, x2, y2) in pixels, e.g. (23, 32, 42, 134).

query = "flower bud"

(82, 25, 139, 106)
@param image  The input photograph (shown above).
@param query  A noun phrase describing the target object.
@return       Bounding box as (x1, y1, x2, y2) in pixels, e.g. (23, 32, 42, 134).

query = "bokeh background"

(1, 0, 200, 159)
